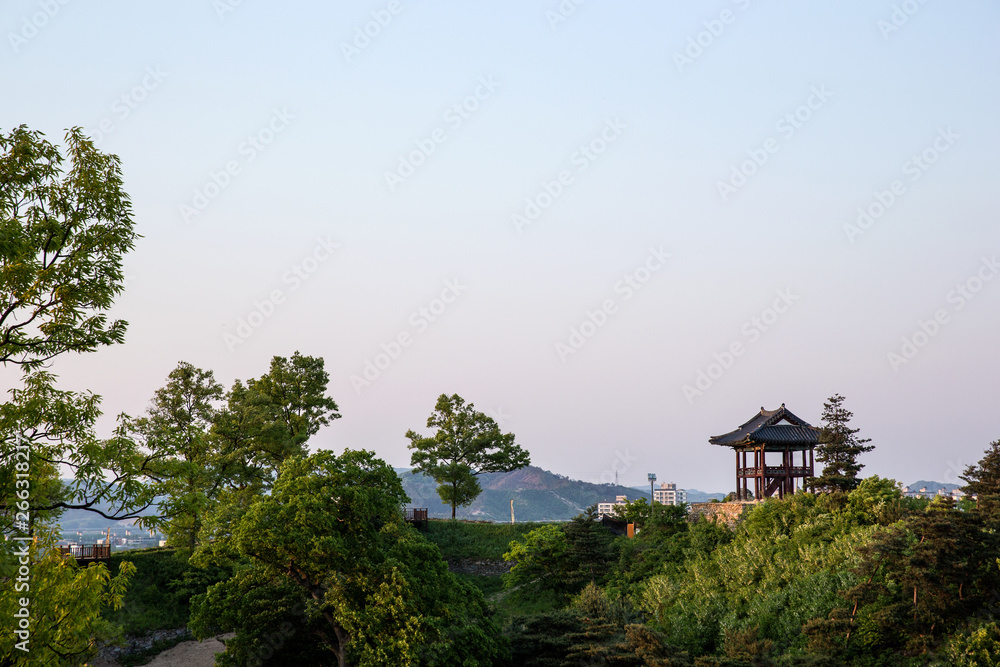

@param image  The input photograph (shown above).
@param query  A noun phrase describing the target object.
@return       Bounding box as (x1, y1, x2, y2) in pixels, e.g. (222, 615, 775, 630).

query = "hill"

(906, 480, 961, 492)
(396, 466, 651, 522)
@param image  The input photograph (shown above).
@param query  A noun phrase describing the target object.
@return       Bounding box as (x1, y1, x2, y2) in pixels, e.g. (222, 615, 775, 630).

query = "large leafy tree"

(406, 393, 529, 519)
(236, 351, 341, 475)
(206, 352, 339, 524)
(130, 361, 224, 552)
(809, 394, 874, 493)
(1, 125, 146, 664)
(191, 449, 505, 667)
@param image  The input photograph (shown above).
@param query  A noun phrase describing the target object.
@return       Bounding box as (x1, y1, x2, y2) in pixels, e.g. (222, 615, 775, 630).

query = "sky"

(3, 0, 999, 493)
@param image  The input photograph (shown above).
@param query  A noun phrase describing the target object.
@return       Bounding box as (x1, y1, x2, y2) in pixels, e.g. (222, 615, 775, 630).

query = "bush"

(947, 622, 1000, 666)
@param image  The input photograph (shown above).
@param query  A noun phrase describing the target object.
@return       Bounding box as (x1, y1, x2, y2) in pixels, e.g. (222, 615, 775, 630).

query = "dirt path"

(142, 633, 234, 667)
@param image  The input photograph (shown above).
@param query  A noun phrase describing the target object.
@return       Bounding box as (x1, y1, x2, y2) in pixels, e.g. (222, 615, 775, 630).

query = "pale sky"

(4, 1, 999, 493)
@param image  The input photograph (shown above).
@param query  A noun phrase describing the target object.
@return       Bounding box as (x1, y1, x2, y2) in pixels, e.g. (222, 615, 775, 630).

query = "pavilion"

(709, 404, 819, 500)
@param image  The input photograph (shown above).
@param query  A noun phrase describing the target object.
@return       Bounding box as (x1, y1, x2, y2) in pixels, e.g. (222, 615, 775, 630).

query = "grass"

(422, 519, 554, 561)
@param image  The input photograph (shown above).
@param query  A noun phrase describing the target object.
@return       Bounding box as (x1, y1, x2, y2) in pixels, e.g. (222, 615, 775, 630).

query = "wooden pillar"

(809, 446, 814, 477)
(735, 450, 740, 501)
(742, 451, 748, 500)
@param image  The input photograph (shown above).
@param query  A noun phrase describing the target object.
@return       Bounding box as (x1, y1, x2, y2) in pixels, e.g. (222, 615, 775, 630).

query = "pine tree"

(809, 394, 873, 493)
(960, 438, 1000, 526)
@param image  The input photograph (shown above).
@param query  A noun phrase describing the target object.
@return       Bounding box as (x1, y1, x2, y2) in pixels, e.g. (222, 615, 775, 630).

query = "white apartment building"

(653, 482, 687, 506)
(597, 495, 629, 518)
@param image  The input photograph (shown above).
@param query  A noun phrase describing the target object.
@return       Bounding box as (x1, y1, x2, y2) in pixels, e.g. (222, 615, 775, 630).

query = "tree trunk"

(451, 481, 457, 519)
(334, 624, 349, 667)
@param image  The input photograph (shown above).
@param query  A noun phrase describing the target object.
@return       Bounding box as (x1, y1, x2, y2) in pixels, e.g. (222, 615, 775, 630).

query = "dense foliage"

(1, 126, 145, 665)
(500, 462, 1000, 666)
(189, 449, 506, 667)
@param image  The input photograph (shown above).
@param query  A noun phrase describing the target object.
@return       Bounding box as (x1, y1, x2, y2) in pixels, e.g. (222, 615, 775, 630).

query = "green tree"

(0, 126, 136, 370)
(191, 449, 505, 667)
(1, 125, 144, 664)
(961, 438, 1000, 526)
(564, 505, 618, 588)
(503, 523, 572, 599)
(828, 497, 1000, 660)
(809, 394, 873, 493)
(406, 393, 529, 519)
(243, 351, 340, 472)
(211, 352, 340, 496)
(948, 622, 1000, 666)
(131, 361, 224, 552)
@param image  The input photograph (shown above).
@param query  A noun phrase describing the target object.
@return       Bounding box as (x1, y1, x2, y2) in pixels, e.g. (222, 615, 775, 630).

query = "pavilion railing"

(737, 466, 811, 477)
(59, 545, 111, 560)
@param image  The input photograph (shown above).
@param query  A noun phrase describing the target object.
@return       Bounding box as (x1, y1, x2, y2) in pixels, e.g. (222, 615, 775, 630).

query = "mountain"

(684, 489, 726, 503)
(396, 466, 651, 522)
(52, 480, 162, 534)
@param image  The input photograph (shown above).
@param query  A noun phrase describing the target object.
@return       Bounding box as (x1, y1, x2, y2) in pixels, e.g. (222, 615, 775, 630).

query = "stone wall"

(687, 501, 757, 529)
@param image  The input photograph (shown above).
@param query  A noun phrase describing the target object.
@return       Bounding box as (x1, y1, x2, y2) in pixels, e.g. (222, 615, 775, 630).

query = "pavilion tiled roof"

(709, 404, 819, 449)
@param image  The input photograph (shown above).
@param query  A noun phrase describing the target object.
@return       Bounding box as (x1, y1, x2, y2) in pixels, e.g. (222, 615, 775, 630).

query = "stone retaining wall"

(687, 501, 757, 529)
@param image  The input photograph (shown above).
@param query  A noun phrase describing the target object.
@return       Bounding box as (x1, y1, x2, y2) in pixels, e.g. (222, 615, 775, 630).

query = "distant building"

(597, 495, 629, 518)
(901, 485, 965, 501)
(653, 482, 687, 506)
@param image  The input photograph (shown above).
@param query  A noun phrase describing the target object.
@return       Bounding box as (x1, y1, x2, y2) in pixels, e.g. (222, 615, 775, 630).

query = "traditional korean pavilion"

(709, 404, 819, 500)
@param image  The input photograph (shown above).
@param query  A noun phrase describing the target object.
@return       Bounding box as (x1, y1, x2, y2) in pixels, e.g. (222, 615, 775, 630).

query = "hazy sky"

(4, 1, 999, 493)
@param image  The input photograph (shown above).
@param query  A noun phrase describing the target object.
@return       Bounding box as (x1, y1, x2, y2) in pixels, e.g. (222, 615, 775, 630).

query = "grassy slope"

(421, 519, 547, 561)
(421, 520, 566, 619)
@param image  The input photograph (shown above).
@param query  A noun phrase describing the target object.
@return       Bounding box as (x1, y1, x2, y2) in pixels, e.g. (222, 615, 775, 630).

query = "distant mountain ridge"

(628, 485, 725, 504)
(396, 466, 653, 522)
(905, 480, 960, 492)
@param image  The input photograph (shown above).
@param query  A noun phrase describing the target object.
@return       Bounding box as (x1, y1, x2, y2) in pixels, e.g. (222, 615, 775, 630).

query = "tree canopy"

(190, 449, 505, 667)
(407, 393, 530, 519)
(1, 125, 143, 664)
